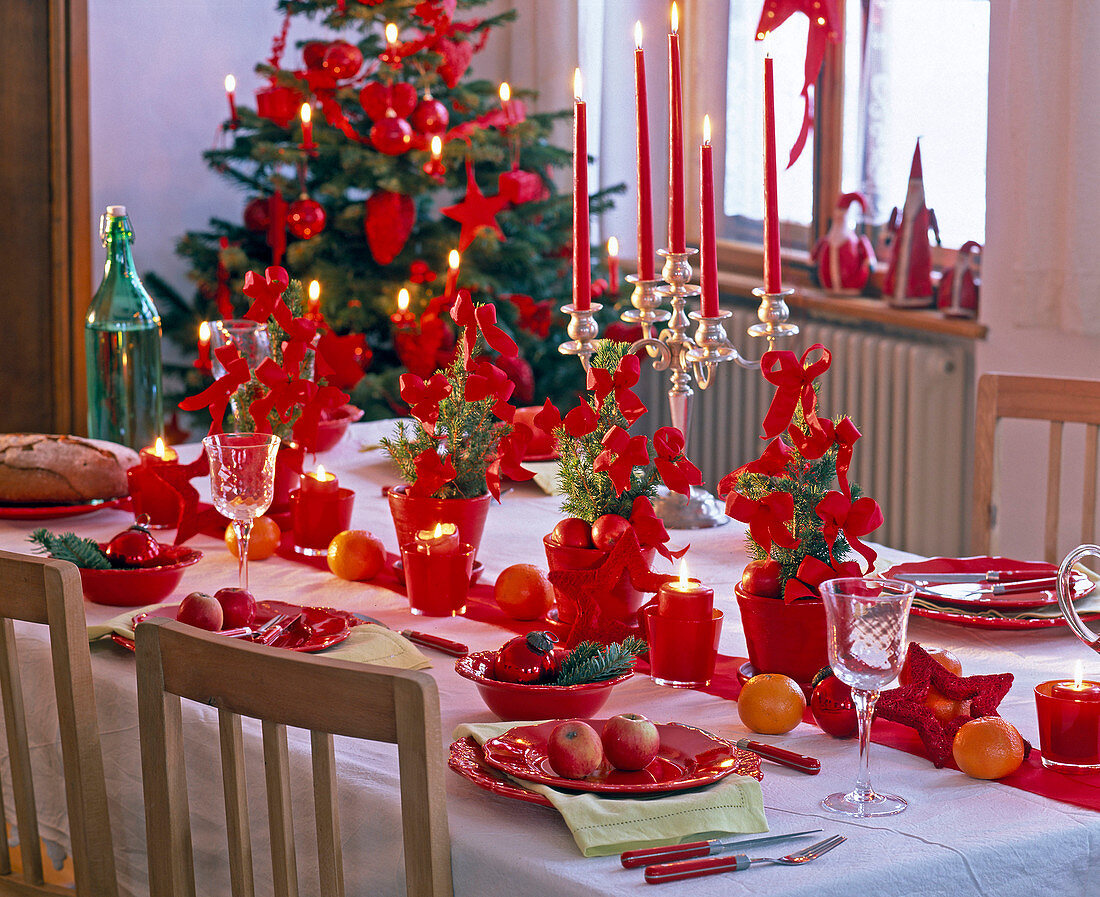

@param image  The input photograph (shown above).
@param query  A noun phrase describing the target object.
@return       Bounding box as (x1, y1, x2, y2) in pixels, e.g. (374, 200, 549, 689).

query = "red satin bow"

(587, 355, 646, 426)
(833, 416, 861, 499)
(450, 290, 518, 367)
(242, 267, 294, 330)
(760, 344, 831, 440)
(178, 345, 250, 435)
(399, 372, 452, 433)
(486, 425, 535, 501)
(652, 427, 702, 497)
(408, 448, 458, 498)
(782, 555, 863, 604)
(629, 495, 687, 562)
(563, 402, 598, 439)
(718, 438, 793, 497)
(725, 491, 800, 554)
(787, 415, 834, 462)
(533, 397, 563, 435)
(592, 426, 650, 495)
(816, 490, 882, 570)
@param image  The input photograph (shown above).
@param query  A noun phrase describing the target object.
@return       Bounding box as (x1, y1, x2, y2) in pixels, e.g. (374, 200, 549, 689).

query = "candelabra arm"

(628, 337, 672, 370)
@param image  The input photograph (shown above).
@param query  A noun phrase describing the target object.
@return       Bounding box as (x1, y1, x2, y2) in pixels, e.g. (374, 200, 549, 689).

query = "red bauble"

(322, 40, 363, 80)
(370, 116, 414, 155)
(255, 84, 300, 128)
(359, 81, 416, 120)
(810, 672, 858, 738)
(105, 524, 161, 567)
(389, 82, 418, 119)
(364, 190, 415, 265)
(411, 96, 449, 135)
(287, 198, 326, 240)
(302, 40, 328, 71)
(243, 197, 270, 232)
(492, 631, 560, 684)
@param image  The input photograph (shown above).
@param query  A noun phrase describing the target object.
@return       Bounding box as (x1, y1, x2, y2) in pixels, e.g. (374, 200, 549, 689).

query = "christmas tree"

(150, 0, 623, 429)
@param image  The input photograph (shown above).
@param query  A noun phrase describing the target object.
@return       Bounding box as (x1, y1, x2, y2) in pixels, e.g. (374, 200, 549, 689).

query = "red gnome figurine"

(937, 240, 981, 319)
(812, 192, 875, 295)
(884, 140, 940, 308)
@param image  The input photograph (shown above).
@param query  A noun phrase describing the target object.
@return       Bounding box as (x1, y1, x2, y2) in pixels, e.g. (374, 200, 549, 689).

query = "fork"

(643, 835, 846, 884)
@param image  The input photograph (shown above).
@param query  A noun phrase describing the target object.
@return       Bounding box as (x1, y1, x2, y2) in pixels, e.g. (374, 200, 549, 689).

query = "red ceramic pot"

(386, 485, 491, 560)
(735, 583, 829, 686)
(270, 441, 305, 513)
(79, 548, 202, 607)
(543, 535, 655, 631)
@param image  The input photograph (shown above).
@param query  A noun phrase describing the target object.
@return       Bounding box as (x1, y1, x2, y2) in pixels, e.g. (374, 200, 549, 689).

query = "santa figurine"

(937, 240, 981, 318)
(884, 140, 940, 308)
(812, 192, 875, 295)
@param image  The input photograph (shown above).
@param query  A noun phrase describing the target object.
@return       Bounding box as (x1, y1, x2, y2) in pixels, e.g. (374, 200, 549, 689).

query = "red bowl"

(312, 404, 364, 452)
(455, 650, 631, 721)
(78, 547, 203, 607)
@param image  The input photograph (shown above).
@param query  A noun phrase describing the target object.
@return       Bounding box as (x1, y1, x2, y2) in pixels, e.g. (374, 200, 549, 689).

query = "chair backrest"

(0, 550, 118, 896)
(135, 617, 453, 897)
(972, 373, 1100, 561)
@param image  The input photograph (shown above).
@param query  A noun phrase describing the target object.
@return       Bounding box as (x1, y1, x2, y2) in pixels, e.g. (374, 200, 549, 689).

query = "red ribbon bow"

(587, 355, 646, 426)
(592, 426, 650, 495)
(449, 290, 518, 367)
(718, 438, 793, 498)
(652, 427, 702, 497)
(629, 495, 687, 562)
(533, 397, 563, 435)
(724, 491, 800, 554)
(832, 416, 861, 500)
(562, 402, 598, 439)
(178, 345, 250, 435)
(816, 490, 883, 570)
(782, 555, 863, 604)
(760, 344, 831, 441)
(399, 372, 452, 434)
(408, 448, 458, 499)
(465, 360, 515, 419)
(486, 425, 535, 501)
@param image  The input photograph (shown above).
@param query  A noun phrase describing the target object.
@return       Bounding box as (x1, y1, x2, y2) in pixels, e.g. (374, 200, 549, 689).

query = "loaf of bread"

(0, 434, 140, 504)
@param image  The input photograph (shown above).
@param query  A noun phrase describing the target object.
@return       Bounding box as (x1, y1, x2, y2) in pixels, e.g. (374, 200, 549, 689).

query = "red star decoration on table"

(441, 161, 508, 251)
(875, 642, 1017, 768)
(546, 529, 672, 648)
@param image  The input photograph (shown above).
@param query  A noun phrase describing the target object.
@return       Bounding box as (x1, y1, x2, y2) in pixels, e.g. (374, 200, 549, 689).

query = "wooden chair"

(972, 373, 1100, 561)
(0, 551, 118, 896)
(135, 617, 453, 897)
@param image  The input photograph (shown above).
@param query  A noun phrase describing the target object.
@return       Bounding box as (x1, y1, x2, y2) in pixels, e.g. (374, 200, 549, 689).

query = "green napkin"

(90, 605, 431, 670)
(454, 721, 767, 858)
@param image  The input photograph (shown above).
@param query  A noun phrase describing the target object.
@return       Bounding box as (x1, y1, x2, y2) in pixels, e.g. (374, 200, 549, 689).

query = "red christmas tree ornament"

(322, 40, 363, 80)
(255, 84, 300, 128)
(442, 161, 508, 251)
(389, 82, 418, 119)
(411, 95, 449, 134)
(287, 197, 326, 240)
(243, 196, 270, 232)
(812, 192, 875, 294)
(370, 116, 414, 155)
(364, 190, 416, 265)
(437, 38, 474, 88)
(359, 81, 417, 120)
(885, 141, 939, 307)
(302, 40, 328, 70)
(498, 169, 546, 205)
(937, 240, 981, 319)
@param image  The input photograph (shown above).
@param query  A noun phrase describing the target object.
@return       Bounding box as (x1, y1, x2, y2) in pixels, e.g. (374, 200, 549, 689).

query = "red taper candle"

(668, 3, 686, 253)
(572, 68, 591, 312)
(444, 250, 460, 303)
(699, 115, 719, 317)
(634, 23, 655, 279)
(224, 75, 238, 128)
(300, 102, 315, 152)
(763, 51, 782, 293)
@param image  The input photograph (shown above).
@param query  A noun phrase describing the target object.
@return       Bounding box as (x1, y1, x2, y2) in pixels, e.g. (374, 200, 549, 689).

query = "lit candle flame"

(397, 288, 410, 312)
(607, 236, 619, 258)
(430, 135, 442, 159)
(671, 2, 679, 35)
(703, 114, 711, 145)
(1075, 659, 1085, 690)
(300, 103, 312, 124)
(224, 74, 236, 94)
(635, 21, 643, 50)
(678, 558, 689, 588)
(499, 82, 511, 104)
(433, 522, 444, 538)
(198, 321, 210, 344)
(313, 464, 328, 481)
(385, 22, 398, 44)
(308, 280, 320, 302)
(155, 437, 167, 459)
(573, 68, 583, 102)
(448, 249, 460, 270)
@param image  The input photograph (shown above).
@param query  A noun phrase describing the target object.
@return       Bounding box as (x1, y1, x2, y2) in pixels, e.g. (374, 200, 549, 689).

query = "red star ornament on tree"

(875, 642, 1017, 768)
(441, 161, 508, 251)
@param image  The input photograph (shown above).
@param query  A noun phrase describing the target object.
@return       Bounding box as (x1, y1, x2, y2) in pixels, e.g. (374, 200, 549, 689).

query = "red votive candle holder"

(300, 465, 339, 497)
(644, 605, 723, 688)
(289, 487, 355, 556)
(656, 577, 714, 621)
(1035, 679, 1100, 773)
(400, 539, 475, 617)
(128, 438, 181, 528)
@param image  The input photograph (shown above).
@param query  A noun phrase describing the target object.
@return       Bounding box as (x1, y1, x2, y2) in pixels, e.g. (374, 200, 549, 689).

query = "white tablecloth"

(4, 420, 1099, 896)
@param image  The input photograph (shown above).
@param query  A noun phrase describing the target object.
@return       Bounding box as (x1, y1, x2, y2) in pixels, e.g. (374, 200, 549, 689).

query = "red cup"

(644, 606, 723, 688)
(127, 466, 179, 529)
(289, 487, 355, 556)
(1035, 680, 1100, 773)
(400, 541, 475, 616)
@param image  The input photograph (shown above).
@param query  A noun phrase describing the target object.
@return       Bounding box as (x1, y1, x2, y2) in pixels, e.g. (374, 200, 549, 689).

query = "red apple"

(177, 592, 223, 632)
(741, 558, 782, 599)
(214, 587, 257, 629)
(546, 720, 604, 778)
(551, 517, 594, 549)
(601, 713, 660, 771)
(591, 514, 632, 552)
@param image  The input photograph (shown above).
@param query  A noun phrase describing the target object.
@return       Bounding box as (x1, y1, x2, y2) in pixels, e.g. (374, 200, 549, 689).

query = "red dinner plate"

(481, 720, 760, 794)
(884, 556, 1093, 609)
(908, 604, 1100, 631)
(122, 600, 351, 652)
(0, 498, 120, 520)
(449, 737, 555, 808)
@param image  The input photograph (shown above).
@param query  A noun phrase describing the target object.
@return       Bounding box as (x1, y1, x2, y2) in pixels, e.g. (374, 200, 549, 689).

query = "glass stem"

(851, 688, 879, 803)
(234, 519, 253, 592)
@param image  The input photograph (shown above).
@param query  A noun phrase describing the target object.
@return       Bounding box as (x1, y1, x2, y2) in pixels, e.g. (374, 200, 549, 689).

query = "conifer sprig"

(28, 529, 113, 569)
(553, 637, 647, 686)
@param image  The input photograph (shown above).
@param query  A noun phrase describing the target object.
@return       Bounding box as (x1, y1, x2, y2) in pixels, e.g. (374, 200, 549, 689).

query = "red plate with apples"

(449, 737, 555, 808)
(118, 600, 352, 653)
(480, 720, 760, 794)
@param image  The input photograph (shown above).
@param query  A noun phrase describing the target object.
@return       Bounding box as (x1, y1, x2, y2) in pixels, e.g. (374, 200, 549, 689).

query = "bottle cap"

(106, 205, 127, 217)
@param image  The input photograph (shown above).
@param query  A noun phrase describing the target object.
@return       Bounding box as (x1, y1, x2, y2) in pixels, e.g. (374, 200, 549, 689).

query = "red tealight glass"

(128, 440, 181, 528)
(644, 605, 723, 688)
(656, 577, 714, 621)
(400, 540, 475, 617)
(289, 487, 355, 556)
(1035, 680, 1100, 772)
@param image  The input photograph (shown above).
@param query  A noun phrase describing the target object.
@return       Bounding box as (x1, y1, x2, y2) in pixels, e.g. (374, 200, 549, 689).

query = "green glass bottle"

(85, 205, 164, 448)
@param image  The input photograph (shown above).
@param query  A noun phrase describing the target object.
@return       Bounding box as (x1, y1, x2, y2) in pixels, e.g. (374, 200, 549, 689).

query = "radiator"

(637, 307, 973, 557)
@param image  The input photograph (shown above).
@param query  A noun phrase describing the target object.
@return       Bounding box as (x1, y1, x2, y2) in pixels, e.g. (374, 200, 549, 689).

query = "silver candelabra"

(560, 247, 799, 528)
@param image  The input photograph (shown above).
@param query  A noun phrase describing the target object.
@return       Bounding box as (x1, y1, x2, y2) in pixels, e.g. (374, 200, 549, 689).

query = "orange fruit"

(952, 717, 1025, 780)
(737, 673, 806, 735)
(326, 530, 386, 582)
(924, 690, 969, 725)
(225, 516, 281, 560)
(899, 645, 962, 684)
(493, 564, 555, 620)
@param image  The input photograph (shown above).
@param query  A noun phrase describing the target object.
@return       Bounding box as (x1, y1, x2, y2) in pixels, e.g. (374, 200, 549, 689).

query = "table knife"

(620, 829, 822, 868)
(400, 629, 469, 657)
(736, 738, 820, 774)
(893, 570, 1050, 584)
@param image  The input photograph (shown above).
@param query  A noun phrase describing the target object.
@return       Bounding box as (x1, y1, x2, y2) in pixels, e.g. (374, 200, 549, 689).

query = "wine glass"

(209, 320, 272, 375)
(819, 576, 915, 818)
(203, 433, 281, 592)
